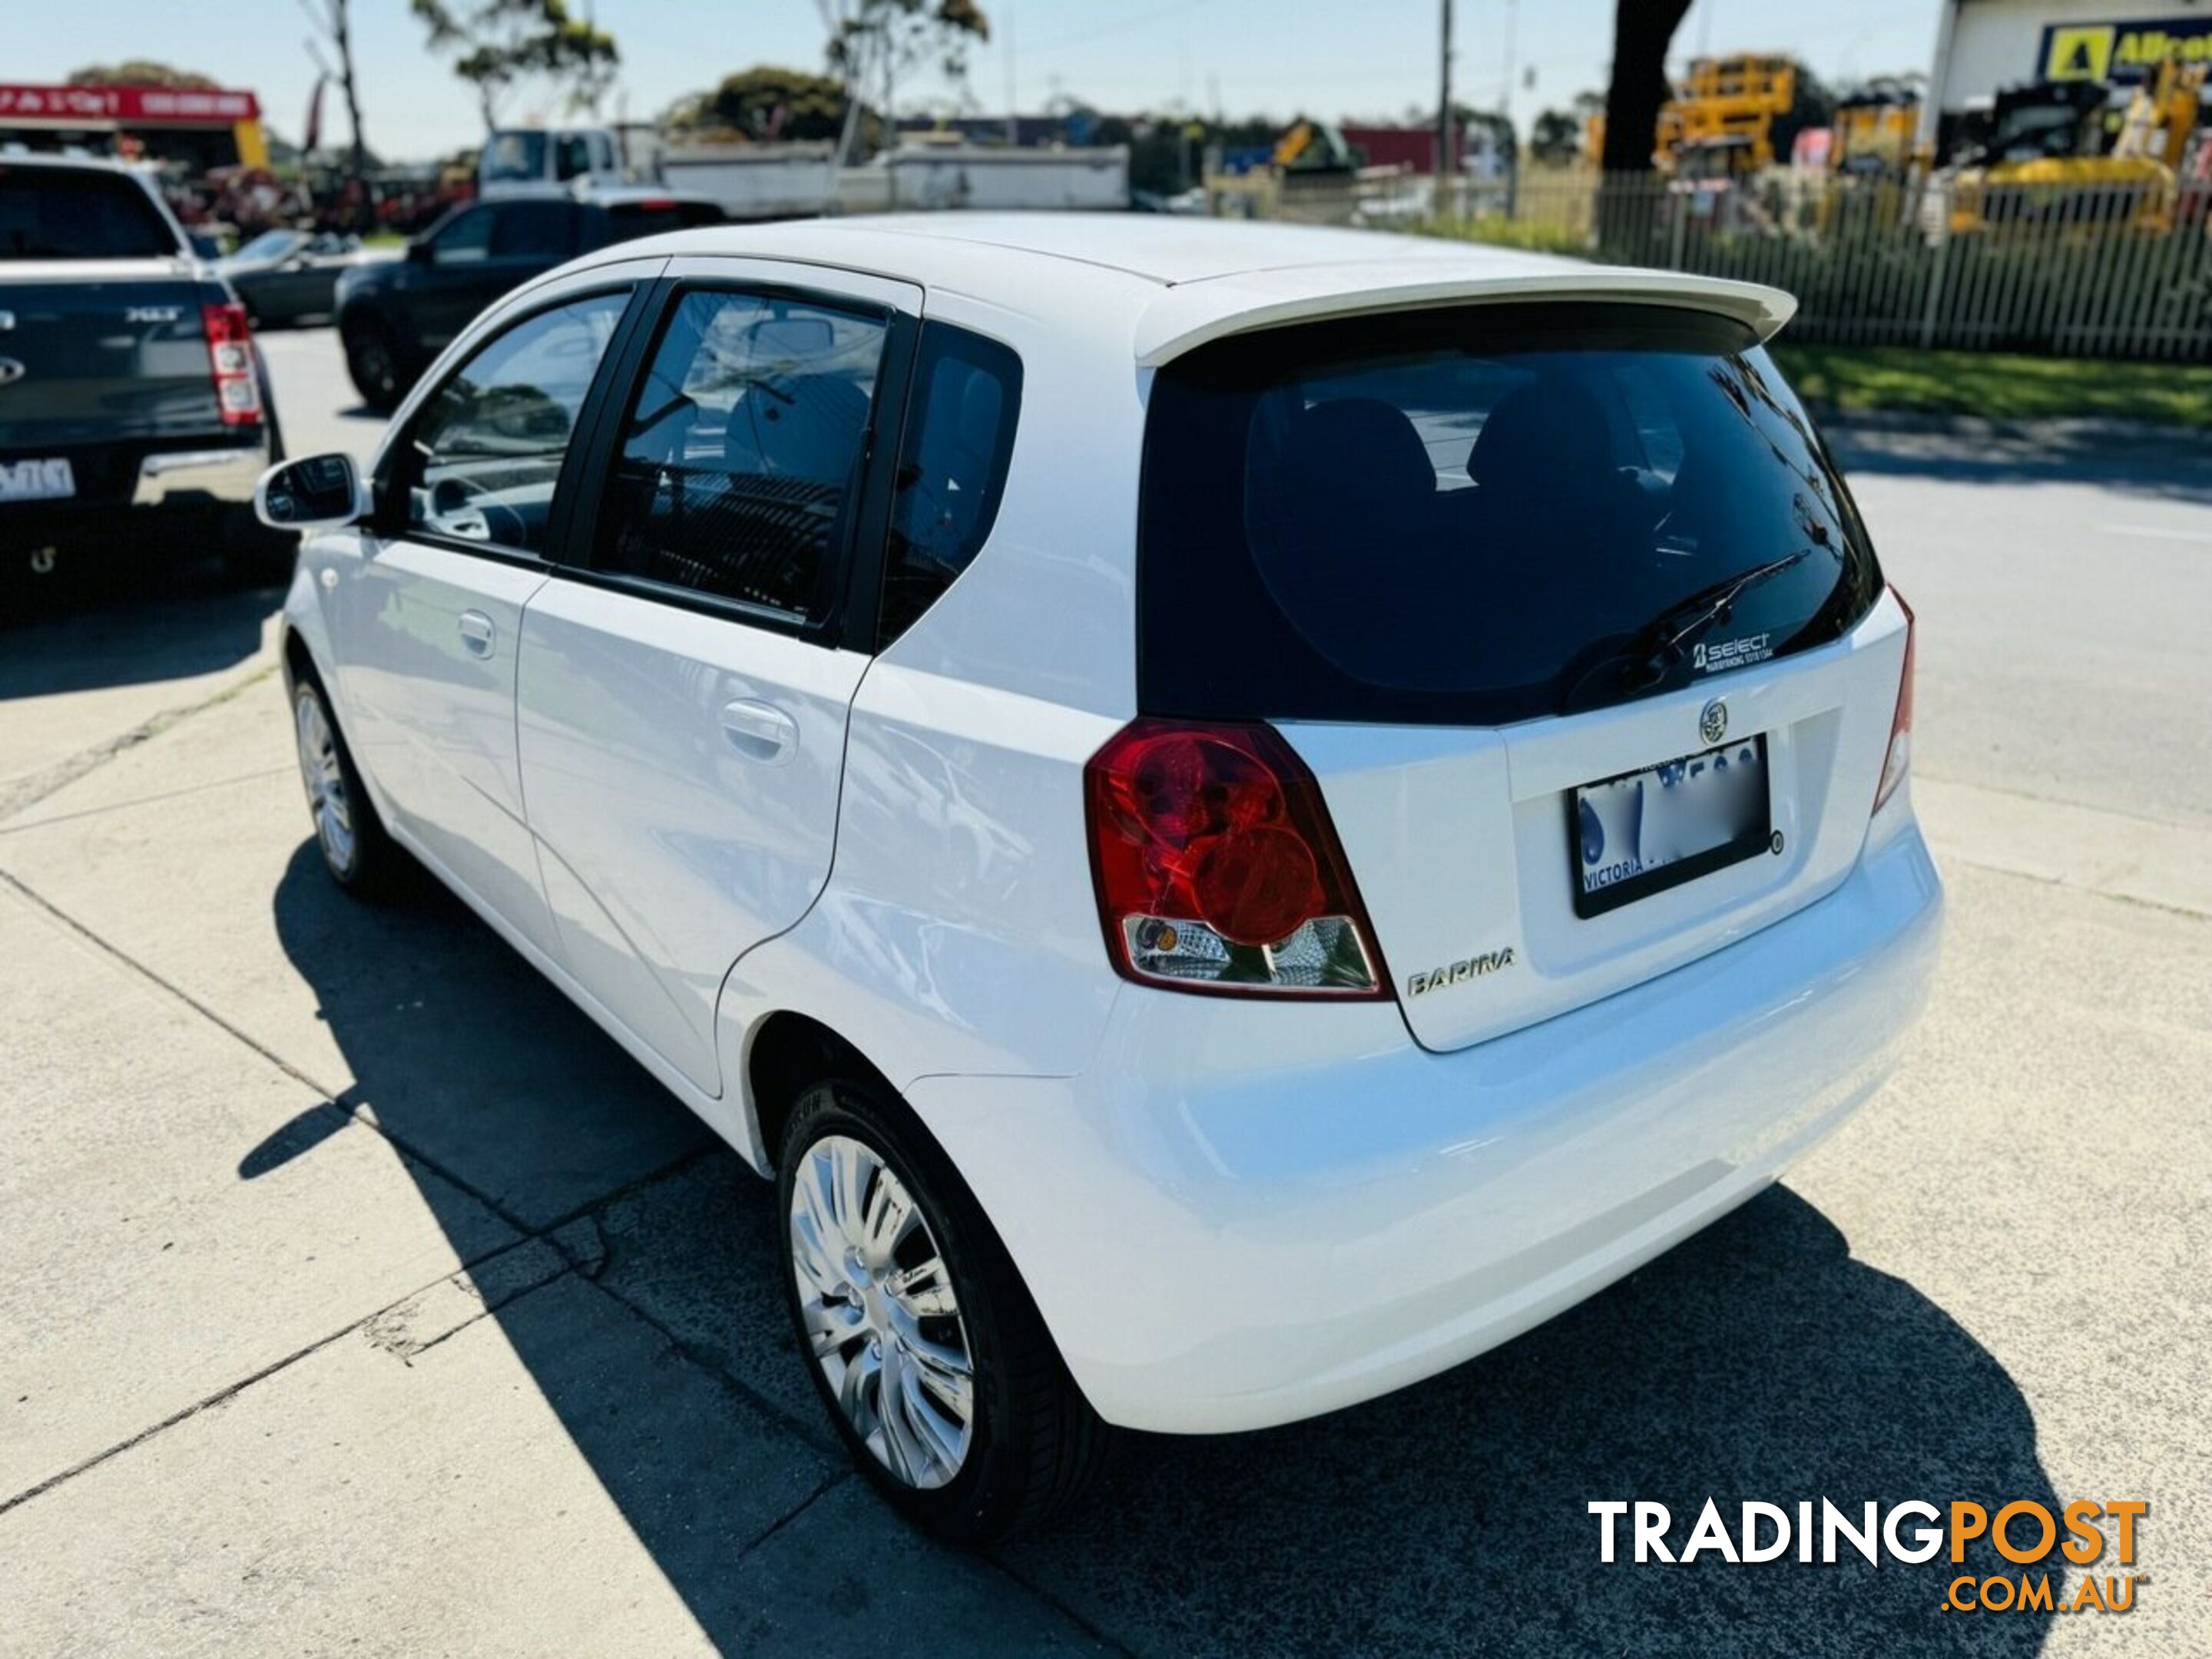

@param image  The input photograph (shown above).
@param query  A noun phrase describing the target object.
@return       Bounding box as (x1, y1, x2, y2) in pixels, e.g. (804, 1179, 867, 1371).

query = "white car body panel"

(909, 803, 1939, 1433)
(326, 541, 561, 959)
(517, 585, 873, 1094)
(278, 215, 1943, 1437)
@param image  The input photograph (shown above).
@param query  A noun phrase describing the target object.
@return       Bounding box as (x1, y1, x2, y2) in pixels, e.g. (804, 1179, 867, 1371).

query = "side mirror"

(256, 453, 370, 531)
(406, 238, 435, 265)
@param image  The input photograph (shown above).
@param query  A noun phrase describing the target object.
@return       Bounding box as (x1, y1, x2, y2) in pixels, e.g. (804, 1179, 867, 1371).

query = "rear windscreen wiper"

(1621, 548, 1813, 687)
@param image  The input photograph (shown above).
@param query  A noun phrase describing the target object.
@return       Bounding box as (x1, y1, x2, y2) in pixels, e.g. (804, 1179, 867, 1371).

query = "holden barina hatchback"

(259, 216, 1942, 1542)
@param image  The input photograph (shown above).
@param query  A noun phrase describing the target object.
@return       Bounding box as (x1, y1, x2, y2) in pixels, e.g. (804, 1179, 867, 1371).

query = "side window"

(429, 206, 492, 264)
(556, 134, 593, 180)
(488, 201, 575, 260)
(594, 288, 889, 621)
(402, 291, 630, 555)
(879, 323, 1022, 647)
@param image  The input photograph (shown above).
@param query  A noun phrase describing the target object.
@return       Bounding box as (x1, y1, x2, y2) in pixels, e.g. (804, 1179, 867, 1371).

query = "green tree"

(65, 61, 220, 89)
(817, 0, 989, 162)
(1529, 108, 1585, 166)
(665, 65, 855, 144)
(411, 0, 620, 130)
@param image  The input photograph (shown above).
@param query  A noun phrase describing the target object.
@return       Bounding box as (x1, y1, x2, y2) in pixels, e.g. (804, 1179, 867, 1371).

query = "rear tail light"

(200, 301, 263, 427)
(1872, 586, 1916, 813)
(1084, 719, 1387, 998)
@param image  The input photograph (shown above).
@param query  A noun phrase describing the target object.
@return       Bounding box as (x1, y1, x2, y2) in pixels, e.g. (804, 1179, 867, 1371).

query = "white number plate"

(0, 459, 76, 503)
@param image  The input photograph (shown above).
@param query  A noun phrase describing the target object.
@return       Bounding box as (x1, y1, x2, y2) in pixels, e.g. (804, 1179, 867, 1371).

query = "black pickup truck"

(0, 154, 289, 588)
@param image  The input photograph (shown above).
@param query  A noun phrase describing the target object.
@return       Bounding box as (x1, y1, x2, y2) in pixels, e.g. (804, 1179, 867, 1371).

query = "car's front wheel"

(777, 1080, 1108, 1542)
(341, 313, 405, 413)
(290, 670, 402, 898)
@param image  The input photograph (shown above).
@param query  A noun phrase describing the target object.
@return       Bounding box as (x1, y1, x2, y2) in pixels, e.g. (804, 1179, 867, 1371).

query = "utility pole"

(1435, 0, 1455, 220)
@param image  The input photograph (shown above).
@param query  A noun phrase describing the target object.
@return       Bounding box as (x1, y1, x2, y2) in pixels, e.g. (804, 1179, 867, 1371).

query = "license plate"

(1571, 735, 1772, 919)
(0, 459, 75, 503)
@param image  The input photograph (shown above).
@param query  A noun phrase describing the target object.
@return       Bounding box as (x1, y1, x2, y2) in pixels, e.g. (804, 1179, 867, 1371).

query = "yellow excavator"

(1580, 54, 1816, 179)
(1948, 59, 2207, 233)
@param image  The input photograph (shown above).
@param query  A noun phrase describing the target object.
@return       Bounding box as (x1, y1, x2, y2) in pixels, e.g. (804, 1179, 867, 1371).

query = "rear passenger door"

(515, 263, 920, 1093)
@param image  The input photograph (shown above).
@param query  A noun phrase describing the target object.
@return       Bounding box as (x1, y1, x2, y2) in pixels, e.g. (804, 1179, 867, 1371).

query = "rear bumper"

(128, 440, 269, 508)
(907, 813, 1943, 1434)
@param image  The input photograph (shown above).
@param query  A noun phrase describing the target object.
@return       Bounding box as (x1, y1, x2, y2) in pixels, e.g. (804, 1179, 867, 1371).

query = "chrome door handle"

(720, 697, 799, 764)
(457, 609, 495, 657)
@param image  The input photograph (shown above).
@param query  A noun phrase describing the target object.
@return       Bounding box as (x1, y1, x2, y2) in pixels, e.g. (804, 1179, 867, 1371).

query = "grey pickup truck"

(0, 154, 290, 588)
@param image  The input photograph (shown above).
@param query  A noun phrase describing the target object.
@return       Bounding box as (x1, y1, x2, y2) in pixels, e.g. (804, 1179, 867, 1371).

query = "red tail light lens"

(1084, 719, 1386, 998)
(201, 301, 263, 427)
(1873, 586, 1916, 814)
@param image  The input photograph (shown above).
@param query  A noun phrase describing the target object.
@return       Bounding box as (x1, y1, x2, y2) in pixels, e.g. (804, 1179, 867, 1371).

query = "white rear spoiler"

(1133, 261, 1797, 368)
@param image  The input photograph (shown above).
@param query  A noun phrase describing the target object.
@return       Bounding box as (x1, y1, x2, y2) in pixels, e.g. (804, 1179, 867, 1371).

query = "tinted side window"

(879, 323, 1022, 648)
(593, 288, 888, 621)
(489, 201, 575, 260)
(403, 291, 630, 555)
(429, 205, 492, 263)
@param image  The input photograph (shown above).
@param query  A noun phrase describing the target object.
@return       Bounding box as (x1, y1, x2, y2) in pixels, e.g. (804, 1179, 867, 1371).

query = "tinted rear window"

(1140, 303, 1881, 725)
(0, 167, 178, 260)
(602, 200, 726, 243)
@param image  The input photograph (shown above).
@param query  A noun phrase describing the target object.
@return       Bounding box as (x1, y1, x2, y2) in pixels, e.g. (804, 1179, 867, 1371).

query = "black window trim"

(371, 278, 653, 571)
(545, 272, 920, 651)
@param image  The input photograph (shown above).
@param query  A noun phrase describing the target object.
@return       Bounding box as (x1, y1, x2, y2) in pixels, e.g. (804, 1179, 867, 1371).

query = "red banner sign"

(0, 84, 260, 126)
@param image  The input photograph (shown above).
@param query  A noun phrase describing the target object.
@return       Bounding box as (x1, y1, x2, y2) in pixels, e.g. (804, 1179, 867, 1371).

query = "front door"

(328, 284, 634, 957)
(516, 270, 916, 1092)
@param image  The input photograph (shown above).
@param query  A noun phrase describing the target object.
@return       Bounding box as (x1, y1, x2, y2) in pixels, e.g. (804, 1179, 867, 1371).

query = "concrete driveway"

(1, 332, 2206, 1656)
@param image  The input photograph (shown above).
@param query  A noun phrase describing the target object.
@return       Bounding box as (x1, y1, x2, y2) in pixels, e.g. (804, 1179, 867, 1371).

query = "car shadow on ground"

(0, 556, 280, 698)
(252, 838, 2059, 1658)
(1829, 424, 2212, 506)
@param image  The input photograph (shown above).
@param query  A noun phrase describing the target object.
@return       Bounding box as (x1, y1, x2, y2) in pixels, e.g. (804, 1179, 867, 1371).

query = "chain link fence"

(1210, 167, 2212, 361)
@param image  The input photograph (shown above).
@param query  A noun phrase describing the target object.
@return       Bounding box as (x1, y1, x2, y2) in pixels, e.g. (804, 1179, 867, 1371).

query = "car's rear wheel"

(342, 314, 405, 413)
(777, 1079, 1108, 1543)
(290, 670, 401, 897)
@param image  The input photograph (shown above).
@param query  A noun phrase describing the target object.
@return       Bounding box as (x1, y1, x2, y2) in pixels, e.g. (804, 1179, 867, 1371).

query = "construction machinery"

(1581, 54, 1822, 180)
(1830, 78, 1923, 180)
(1947, 59, 2207, 233)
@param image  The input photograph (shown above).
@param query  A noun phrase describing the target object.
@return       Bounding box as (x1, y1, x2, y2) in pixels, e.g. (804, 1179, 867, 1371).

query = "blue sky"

(15, 0, 1944, 161)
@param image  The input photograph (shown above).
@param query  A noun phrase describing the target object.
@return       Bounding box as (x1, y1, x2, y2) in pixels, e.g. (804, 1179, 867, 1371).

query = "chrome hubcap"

(789, 1134, 975, 1489)
(294, 690, 356, 876)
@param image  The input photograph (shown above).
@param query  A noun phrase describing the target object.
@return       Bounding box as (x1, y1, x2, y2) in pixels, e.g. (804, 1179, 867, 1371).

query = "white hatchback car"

(260, 215, 1942, 1541)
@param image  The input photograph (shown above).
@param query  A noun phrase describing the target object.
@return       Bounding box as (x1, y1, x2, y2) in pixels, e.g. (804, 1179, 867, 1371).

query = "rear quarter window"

(878, 322, 1022, 648)
(1140, 302, 1882, 725)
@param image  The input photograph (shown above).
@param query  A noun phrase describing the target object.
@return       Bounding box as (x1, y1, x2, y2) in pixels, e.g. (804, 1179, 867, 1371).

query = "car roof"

(650, 211, 1539, 287)
(562, 212, 1797, 365)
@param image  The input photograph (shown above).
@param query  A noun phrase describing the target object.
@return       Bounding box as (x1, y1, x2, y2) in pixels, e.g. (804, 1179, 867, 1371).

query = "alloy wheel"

(788, 1132, 975, 1489)
(294, 689, 357, 878)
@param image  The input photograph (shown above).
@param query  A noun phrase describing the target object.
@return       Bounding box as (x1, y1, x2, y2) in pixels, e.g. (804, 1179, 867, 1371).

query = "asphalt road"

(1, 330, 2206, 1657)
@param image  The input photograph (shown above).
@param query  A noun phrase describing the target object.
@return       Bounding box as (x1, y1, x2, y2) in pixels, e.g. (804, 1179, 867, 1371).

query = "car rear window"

(0, 167, 179, 260)
(602, 200, 727, 243)
(1139, 303, 1883, 726)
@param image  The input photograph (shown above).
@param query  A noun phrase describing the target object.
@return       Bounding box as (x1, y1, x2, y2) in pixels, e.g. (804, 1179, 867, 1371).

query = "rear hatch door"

(0, 260, 220, 452)
(1, 164, 219, 459)
(1138, 298, 1903, 1052)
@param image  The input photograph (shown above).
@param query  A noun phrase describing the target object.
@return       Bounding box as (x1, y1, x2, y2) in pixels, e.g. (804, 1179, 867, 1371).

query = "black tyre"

(342, 313, 406, 413)
(777, 1080, 1109, 1543)
(287, 666, 403, 899)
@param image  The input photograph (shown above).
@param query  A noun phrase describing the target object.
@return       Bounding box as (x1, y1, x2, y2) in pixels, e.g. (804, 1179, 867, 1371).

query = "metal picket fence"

(1220, 167, 2212, 361)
